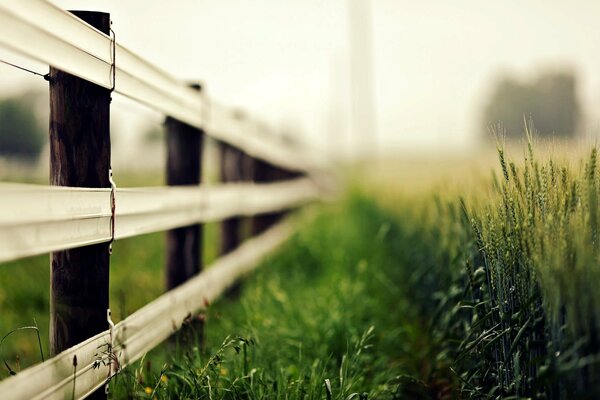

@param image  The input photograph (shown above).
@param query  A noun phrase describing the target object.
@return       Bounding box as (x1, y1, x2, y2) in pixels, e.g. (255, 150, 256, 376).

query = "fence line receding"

(0, 1, 333, 399)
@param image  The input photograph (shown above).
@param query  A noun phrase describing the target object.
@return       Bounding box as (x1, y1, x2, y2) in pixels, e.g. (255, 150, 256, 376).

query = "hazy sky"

(2, 0, 600, 156)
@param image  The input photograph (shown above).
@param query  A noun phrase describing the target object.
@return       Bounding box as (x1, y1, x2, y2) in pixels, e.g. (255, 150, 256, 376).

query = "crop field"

(2, 139, 600, 399)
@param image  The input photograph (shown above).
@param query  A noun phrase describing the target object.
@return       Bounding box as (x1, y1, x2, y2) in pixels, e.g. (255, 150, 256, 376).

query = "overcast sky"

(2, 0, 600, 157)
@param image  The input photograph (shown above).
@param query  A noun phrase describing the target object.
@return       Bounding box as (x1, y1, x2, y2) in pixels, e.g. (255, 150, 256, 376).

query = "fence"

(0, 1, 330, 399)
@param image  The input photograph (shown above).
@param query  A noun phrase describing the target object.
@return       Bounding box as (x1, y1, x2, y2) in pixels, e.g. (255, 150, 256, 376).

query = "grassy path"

(111, 193, 431, 399)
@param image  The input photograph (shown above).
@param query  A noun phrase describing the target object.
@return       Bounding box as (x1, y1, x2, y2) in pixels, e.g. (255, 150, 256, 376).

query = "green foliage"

(142, 125, 163, 143)
(483, 70, 580, 138)
(0, 94, 45, 160)
(394, 139, 600, 398)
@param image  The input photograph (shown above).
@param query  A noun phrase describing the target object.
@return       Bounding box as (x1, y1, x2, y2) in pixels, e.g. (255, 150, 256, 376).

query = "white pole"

(348, 0, 377, 160)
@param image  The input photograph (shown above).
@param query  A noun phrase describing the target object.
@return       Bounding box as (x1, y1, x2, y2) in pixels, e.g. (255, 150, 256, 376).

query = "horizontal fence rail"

(0, 178, 320, 263)
(0, 221, 293, 400)
(0, 0, 204, 128)
(0, 0, 323, 173)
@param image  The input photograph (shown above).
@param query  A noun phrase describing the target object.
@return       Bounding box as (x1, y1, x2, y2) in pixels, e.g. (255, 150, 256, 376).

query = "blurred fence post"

(165, 83, 204, 290)
(241, 152, 256, 238)
(252, 159, 297, 235)
(49, 10, 111, 399)
(219, 142, 244, 255)
(218, 112, 251, 297)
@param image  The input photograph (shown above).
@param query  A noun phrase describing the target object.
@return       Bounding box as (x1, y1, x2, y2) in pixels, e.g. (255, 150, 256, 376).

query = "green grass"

(122, 136, 600, 400)
(110, 195, 432, 398)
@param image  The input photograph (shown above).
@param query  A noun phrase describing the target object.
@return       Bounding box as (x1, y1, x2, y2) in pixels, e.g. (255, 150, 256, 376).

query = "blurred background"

(1, 0, 600, 176)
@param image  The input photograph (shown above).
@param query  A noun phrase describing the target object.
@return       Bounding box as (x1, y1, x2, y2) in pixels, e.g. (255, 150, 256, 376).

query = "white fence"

(0, 178, 320, 262)
(0, 1, 331, 398)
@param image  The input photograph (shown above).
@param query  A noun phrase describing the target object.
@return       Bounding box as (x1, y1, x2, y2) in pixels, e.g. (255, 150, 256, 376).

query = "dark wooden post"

(251, 159, 296, 235)
(219, 143, 245, 255)
(165, 83, 204, 290)
(219, 141, 251, 298)
(240, 152, 256, 240)
(49, 11, 112, 365)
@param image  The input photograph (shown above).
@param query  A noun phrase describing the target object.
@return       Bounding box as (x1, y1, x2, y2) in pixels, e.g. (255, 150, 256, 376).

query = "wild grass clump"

(394, 134, 600, 398)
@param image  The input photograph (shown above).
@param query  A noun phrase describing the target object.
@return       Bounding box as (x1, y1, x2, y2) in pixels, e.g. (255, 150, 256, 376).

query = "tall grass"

(389, 136, 600, 398)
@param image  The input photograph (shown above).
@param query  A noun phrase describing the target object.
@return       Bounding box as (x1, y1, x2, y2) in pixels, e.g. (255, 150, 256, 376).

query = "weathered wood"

(49, 11, 111, 369)
(165, 83, 204, 290)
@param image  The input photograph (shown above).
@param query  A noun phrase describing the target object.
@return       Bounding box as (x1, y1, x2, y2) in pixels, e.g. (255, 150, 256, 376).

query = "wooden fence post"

(252, 159, 297, 235)
(219, 143, 244, 255)
(241, 152, 256, 238)
(219, 138, 253, 297)
(165, 83, 204, 290)
(49, 11, 112, 367)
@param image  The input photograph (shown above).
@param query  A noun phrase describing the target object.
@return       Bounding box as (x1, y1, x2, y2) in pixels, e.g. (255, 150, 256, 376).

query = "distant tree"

(142, 125, 163, 143)
(482, 70, 581, 139)
(0, 94, 45, 160)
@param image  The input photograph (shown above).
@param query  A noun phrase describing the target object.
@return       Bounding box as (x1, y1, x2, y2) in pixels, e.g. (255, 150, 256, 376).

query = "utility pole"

(348, 0, 377, 160)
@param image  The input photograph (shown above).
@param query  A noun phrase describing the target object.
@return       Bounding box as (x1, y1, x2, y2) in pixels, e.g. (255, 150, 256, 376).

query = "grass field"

(2, 139, 600, 398)
(110, 194, 432, 399)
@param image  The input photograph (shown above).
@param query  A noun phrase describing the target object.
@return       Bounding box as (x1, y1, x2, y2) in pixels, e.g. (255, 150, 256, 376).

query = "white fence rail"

(0, 178, 319, 263)
(0, 221, 292, 400)
(0, 0, 323, 173)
